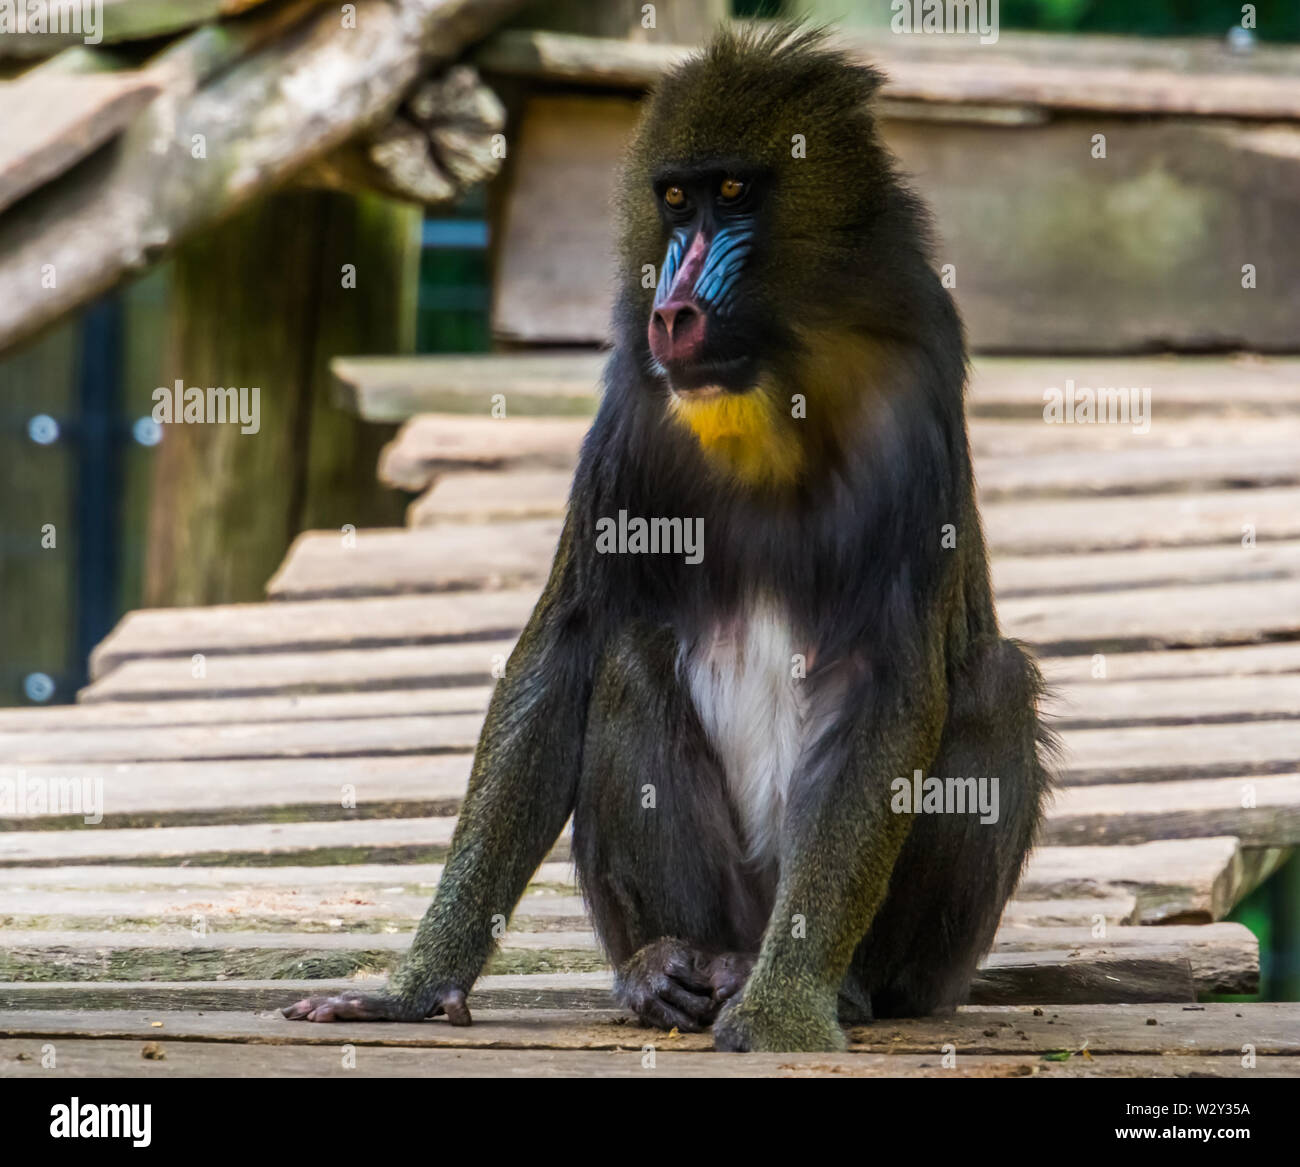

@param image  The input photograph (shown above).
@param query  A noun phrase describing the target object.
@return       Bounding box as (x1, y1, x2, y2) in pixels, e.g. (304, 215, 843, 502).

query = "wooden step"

(261, 523, 1300, 602)
(333, 352, 1300, 422)
(0, 924, 1254, 997)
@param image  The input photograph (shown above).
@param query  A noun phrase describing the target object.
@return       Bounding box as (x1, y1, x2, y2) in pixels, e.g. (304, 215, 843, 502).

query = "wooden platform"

(2, 353, 1298, 1077)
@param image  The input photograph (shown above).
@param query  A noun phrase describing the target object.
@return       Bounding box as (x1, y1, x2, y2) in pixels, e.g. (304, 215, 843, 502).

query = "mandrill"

(285, 26, 1054, 1053)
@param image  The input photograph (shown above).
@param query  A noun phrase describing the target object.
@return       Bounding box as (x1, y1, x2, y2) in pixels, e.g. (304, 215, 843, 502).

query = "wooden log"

(300, 65, 507, 206)
(0, 0, 529, 354)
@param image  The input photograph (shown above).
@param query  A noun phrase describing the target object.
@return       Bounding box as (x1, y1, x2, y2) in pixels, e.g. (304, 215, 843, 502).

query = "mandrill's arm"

(283, 523, 592, 1023)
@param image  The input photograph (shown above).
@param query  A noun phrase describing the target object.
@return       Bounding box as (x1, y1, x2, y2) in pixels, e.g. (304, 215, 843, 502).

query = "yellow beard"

(667, 386, 804, 489)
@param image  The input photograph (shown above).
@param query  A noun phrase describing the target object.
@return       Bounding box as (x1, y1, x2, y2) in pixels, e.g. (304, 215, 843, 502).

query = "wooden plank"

(415, 476, 1300, 554)
(0, 816, 463, 868)
(1046, 775, 1300, 848)
(5, 1000, 1298, 1054)
(1062, 724, 1300, 784)
(67, 583, 1300, 697)
(0, 687, 493, 732)
(88, 590, 537, 679)
(0, 755, 472, 827)
(477, 29, 1300, 119)
(5, 1038, 1289, 1078)
(335, 352, 1300, 423)
(377, 416, 588, 489)
(0, 860, 575, 893)
(333, 353, 603, 421)
(0, 714, 484, 764)
(1016, 837, 1249, 924)
(1004, 581, 1300, 655)
(79, 642, 515, 702)
(9, 706, 1295, 798)
(72, 632, 1300, 712)
(263, 522, 1300, 602)
(1042, 641, 1300, 684)
(265, 523, 561, 600)
(0, 923, 1254, 996)
(0, 880, 1134, 935)
(0, 73, 160, 214)
(1051, 673, 1300, 728)
(0, 822, 1248, 923)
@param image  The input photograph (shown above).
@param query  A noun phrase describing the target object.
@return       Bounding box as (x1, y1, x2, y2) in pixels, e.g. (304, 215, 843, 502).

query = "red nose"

(649, 299, 707, 365)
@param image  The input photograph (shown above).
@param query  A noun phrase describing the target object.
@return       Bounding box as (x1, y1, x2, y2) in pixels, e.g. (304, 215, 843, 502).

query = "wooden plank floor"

(3, 354, 1298, 1077)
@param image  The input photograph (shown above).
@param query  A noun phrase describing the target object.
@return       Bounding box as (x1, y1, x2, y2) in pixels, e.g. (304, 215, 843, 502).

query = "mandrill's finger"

(438, 988, 472, 1026)
(281, 998, 317, 1020)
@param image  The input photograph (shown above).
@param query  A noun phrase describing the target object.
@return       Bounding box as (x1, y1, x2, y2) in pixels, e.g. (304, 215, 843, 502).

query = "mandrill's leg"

(573, 626, 768, 1033)
(844, 638, 1054, 1019)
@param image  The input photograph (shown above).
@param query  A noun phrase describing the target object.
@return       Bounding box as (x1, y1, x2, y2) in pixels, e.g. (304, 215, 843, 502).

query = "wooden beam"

(476, 28, 1300, 120)
(0, 73, 159, 214)
(0, 0, 528, 354)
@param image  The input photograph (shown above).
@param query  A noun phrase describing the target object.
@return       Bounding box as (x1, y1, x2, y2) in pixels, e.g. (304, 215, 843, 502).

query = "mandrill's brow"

(650, 162, 770, 191)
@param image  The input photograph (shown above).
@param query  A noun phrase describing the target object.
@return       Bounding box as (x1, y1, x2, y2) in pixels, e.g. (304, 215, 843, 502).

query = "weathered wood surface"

(0, 0, 529, 354)
(0, 827, 1255, 927)
(0, 921, 1256, 996)
(333, 352, 1300, 422)
(477, 29, 1300, 119)
(0, 73, 160, 214)
(72, 587, 1300, 689)
(485, 90, 1300, 349)
(4, 1002, 1297, 1057)
(6, 352, 1297, 1074)
(259, 522, 1300, 602)
(4, 1037, 1290, 1078)
(4, 713, 1297, 794)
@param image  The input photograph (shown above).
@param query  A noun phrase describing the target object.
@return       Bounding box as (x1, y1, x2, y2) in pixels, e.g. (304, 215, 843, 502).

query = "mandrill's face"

(645, 164, 770, 400)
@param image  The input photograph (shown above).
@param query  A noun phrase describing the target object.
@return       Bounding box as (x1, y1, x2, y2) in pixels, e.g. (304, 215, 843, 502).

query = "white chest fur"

(682, 599, 815, 867)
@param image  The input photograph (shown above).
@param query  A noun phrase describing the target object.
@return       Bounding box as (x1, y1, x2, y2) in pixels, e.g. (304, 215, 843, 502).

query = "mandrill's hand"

(281, 986, 470, 1025)
(711, 984, 845, 1053)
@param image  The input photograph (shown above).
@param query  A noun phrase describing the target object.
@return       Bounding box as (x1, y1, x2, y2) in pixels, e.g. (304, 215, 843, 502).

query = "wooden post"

(143, 190, 418, 607)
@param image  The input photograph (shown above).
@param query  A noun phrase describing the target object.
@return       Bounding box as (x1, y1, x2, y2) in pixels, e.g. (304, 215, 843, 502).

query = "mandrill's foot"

(615, 938, 755, 1033)
(281, 987, 470, 1025)
(713, 987, 845, 1052)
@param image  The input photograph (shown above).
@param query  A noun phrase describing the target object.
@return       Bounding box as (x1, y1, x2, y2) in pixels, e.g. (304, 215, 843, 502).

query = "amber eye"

(719, 177, 745, 201)
(663, 185, 686, 208)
